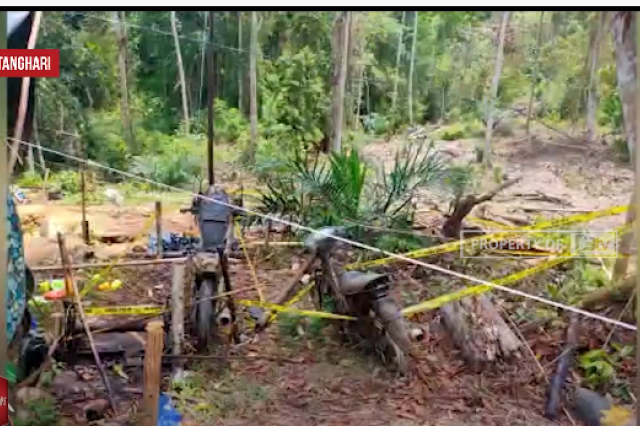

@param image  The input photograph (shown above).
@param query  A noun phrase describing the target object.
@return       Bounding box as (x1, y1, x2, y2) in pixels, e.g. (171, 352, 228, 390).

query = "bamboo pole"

(80, 164, 89, 244)
(170, 263, 185, 380)
(57, 233, 117, 412)
(155, 201, 163, 259)
(8, 11, 42, 175)
(170, 11, 190, 134)
(142, 321, 164, 426)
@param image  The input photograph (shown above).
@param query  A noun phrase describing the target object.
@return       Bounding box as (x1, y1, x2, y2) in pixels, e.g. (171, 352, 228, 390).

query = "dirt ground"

(20, 130, 634, 425)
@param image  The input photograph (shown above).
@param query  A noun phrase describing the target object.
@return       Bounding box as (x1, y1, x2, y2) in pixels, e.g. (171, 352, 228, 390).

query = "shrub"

(49, 170, 81, 194)
(131, 135, 203, 187)
(15, 171, 43, 189)
(192, 98, 248, 143)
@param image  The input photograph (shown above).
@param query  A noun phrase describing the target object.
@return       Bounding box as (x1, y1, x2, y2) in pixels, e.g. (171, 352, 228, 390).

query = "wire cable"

(11, 137, 637, 331)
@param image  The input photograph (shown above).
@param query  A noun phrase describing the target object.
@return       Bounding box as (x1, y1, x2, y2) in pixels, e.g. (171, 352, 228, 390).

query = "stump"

(440, 294, 521, 371)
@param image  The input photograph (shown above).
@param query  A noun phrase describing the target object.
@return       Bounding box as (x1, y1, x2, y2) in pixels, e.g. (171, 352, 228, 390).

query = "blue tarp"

(147, 233, 201, 255)
(158, 393, 182, 426)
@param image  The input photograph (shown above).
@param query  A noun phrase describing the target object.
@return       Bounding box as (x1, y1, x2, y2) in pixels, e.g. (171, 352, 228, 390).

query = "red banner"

(0, 49, 60, 77)
(0, 375, 7, 426)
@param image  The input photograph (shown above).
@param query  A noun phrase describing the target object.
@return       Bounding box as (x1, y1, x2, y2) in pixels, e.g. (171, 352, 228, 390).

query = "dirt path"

(361, 131, 633, 233)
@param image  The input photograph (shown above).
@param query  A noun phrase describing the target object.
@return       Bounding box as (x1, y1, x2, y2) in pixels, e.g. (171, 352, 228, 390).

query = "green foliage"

(49, 171, 81, 194)
(29, 11, 628, 195)
(258, 141, 449, 230)
(192, 99, 248, 143)
(131, 135, 203, 187)
(434, 121, 484, 141)
(546, 260, 609, 305)
(578, 343, 634, 398)
(259, 47, 329, 151)
(15, 171, 44, 189)
(14, 396, 60, 426)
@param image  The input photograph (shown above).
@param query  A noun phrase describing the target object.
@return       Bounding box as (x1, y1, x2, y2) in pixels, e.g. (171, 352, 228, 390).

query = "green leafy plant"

(16, 171, 43, 189)
(579, 344, 633, 395)
(258, 140, 450, 232)
(49, 170, 81, 194)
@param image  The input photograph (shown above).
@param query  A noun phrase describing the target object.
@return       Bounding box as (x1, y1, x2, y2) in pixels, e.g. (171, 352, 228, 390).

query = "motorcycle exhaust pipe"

(410, 327, 425, 342)
(218, 307, 232, 327)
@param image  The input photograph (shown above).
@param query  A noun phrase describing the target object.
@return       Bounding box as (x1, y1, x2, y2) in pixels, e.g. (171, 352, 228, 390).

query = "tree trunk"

(483, 11, 510, 169)
(612, 12, 637, 159)
(407, 12, 418, 125)
(441, 294, 521, 372)
(613, 193, 635, 282)
(247, 11, 258, 162)
(237, 11, 244, 114)
(610, 12, 638, 281)
(352, 13, 366, 131)
(331, 11, 351, 153)
(198, 12, 208, 109)
(113, 11, 135, 153)
(391, 11, 405, 115)
(525, 11, 544, 137)
(586, 12, 606, 142)
(170, 11, 190, 135)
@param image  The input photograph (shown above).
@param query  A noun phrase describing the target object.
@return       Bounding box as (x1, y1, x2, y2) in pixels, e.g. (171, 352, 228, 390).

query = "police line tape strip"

(401, 223, 632, 317)
(267, 282, 315, 323)
(467, 216, 515, 230)
(84, 305, 165, 316)
(345, 204, 628, 270)
(237, 299, 357, 321)
(82, 222, 630, 322)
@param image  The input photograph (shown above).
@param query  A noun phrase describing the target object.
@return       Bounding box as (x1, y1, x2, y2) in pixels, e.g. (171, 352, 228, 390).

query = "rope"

(11, 138, 638, 332)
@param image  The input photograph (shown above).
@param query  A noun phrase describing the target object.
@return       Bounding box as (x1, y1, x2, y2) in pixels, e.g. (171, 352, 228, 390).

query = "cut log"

(76, 331, 148, 357)
(77, 317, 157, 333)
(440, 294, 521, 371)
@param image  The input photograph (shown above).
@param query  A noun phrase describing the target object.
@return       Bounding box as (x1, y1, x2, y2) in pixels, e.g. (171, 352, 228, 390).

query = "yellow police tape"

(266, 282, 315, 323)
(467, 216, 515, 230)
(84, 305, 165, 316)
(238, 299, 356, 321)
(401, 222, 631, 317)
(346, 204, 628, 270)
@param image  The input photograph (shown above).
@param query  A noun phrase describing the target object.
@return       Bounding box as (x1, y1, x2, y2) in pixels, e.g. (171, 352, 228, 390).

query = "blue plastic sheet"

(147, 232, 201, 255)
(158, 393, 182, 426)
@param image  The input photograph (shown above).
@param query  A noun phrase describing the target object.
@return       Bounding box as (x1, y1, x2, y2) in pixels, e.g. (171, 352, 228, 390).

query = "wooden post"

(155, 201, 163, 259)
(170, 263, 185, 380)
(80, 164, 90, 244)
(142, 321, 164, 426)
(57, 232, 75, 297)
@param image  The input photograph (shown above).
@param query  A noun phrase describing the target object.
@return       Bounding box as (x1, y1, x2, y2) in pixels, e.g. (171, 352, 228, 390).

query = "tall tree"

(170, 11, 190, 134)
(525, 11, 545, 138)
(586, 12, 606, 142)
(247, 11, 258, 162)
(331, 11, 351, 153)
(483, 11, 510, 168)
(237, 11, 244, 113)
(407, 11, 419, 125)
(612, 11, 638, 282)
(391, 11, 406, 115)
(113, 11, 135, 153)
